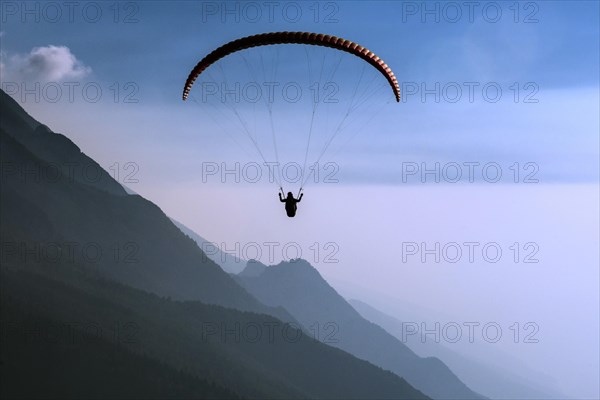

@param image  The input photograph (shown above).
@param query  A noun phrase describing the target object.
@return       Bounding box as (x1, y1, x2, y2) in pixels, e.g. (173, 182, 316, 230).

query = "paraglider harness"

(279, 187, 303, 199)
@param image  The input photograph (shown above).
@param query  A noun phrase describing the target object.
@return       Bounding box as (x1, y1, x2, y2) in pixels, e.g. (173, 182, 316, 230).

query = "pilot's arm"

(297, 193, 304, 202)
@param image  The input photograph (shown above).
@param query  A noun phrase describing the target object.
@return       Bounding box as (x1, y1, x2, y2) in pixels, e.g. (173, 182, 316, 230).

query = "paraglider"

(183, 32, 400, 217)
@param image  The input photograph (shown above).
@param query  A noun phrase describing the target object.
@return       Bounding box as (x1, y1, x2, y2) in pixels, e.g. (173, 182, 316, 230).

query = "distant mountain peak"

(34, 124, 52, 134)
(239, 259, 268, 277)
(240, 258, 321, 279)
(270, 258, 324, 280)
(235, 257, 483, 400)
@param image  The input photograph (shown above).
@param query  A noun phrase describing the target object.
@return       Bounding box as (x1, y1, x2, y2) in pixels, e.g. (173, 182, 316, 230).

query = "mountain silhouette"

(1, 255, 429, 399)
(235, 258, 485, 400)
(350, 298, 565, 400)
(0, 89, 269, 312)
(0, 89, 429, 399)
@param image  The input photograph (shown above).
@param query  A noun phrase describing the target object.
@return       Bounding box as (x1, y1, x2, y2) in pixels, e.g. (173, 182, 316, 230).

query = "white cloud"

(1, 45, 91, 83)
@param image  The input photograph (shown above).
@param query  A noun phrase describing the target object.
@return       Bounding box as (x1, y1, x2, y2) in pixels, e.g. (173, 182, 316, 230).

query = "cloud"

(1, 45, 91, 83)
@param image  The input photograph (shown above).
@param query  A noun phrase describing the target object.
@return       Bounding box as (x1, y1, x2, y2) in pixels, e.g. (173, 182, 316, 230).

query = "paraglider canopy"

(183, 31, 400, 102)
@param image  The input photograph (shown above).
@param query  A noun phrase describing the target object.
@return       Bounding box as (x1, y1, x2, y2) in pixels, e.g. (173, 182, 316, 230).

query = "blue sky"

(2, 1, 598, 185)
(1, 2, 599, 398)
(3, 2, 598, 88)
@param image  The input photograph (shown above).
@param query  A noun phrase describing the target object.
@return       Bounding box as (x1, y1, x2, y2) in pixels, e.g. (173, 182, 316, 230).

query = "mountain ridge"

(235, 258, 484, 400)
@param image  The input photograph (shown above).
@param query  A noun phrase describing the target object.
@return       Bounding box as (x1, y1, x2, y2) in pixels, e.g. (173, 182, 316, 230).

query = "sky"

(1, 1, 599, 398)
